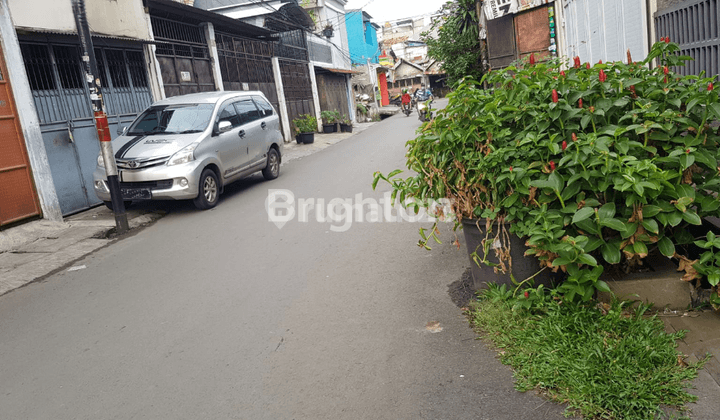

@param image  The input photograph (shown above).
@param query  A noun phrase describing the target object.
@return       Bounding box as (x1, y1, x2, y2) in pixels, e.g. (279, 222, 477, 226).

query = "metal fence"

(655, 0, 720, 77)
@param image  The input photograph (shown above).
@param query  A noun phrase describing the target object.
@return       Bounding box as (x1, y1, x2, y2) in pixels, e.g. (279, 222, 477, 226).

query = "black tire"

(193, 168, 220, 210)
(262, 148, 280, 180)
(103, 200, 132, 211)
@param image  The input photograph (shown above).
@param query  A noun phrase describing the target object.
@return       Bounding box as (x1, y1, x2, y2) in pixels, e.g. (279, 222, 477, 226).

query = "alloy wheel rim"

(204, 176, 217, 202)
(270, 154, 279, 176)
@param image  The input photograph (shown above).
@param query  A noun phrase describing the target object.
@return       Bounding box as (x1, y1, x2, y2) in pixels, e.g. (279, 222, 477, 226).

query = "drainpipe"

(271, 57, 292, 143)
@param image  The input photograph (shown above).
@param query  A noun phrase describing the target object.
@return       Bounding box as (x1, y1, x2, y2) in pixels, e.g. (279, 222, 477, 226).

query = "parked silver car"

(93, 91, 283, 210)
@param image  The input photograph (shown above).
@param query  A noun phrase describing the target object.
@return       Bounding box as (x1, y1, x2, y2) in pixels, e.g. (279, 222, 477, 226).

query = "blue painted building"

(345, 10, 380, 65)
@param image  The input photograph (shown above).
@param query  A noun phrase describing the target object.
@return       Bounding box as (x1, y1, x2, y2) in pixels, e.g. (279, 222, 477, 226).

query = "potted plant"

(374, 40, 720, 307)
(356, 103, 368, 122)
(320, 110, 340, 133)
(339, 117, 353, 133)
(292, 114, 317, 144)
(322, 23, 334, 38)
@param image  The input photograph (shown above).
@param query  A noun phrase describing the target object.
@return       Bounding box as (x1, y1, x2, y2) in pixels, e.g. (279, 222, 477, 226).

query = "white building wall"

(8, 0, 152, 40)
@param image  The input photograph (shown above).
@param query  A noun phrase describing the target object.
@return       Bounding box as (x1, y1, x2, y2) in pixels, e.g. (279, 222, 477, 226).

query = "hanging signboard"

(485, 0, 551, 20)
(484, 0, 518, 20)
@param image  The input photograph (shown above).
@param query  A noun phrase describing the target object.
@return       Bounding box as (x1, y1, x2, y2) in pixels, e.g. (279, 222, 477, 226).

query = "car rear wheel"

(262, 148, 280, 180)
(193, 168, 219, 210)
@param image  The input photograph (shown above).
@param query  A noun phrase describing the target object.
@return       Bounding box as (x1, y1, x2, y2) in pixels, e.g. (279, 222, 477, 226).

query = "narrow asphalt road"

(0, 103, 569, 419)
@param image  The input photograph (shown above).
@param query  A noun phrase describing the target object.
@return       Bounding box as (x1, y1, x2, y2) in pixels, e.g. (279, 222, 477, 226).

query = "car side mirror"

(117, 126, 128, 136)
(217, 120, 232, 134)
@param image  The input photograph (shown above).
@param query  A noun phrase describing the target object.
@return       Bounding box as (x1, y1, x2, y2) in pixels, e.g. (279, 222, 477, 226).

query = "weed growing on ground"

(469, 284, 705, 419)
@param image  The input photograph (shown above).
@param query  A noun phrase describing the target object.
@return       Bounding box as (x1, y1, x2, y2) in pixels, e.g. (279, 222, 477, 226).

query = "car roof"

(152, 91, 266, 107)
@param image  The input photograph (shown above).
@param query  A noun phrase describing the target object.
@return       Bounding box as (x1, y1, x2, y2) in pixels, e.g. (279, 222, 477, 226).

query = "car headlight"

(168, 143, 199, 166)
(97, 154, 105, 168)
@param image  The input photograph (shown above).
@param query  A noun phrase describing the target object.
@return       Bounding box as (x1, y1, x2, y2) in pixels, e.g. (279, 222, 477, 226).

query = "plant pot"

(340, 123, 353, 133)
(461, 218, 555, 290)
(296, 132, 314, 144)
(322, 28, 333, 38)
(322, 123, 336, 133)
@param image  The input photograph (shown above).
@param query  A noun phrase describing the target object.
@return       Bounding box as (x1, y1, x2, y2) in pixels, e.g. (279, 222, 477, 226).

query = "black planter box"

(461, 218, 556, 290)
(322, 123, 336, 133)
(340, 123, 353, 133)
(296, 132, 314, 144)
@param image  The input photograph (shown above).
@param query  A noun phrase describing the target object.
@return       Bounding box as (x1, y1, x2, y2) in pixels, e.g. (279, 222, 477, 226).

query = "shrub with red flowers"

(375, 40, 720, 305)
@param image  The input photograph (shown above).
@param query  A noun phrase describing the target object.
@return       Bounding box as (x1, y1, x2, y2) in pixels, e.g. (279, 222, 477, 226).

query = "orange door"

(0, 42, 41, 226)
(378, 72, 389, 106)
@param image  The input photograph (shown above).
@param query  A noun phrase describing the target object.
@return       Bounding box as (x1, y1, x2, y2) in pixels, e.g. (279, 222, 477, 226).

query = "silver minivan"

(93, 91, 283, 210)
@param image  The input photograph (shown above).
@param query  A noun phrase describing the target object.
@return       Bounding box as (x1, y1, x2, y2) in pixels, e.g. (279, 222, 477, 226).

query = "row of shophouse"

(0, 0, 400, 228)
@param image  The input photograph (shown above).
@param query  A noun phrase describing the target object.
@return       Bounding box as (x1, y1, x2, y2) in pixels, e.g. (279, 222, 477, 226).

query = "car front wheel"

(262, 148, 280, 180)
(193, 168, 220, 210)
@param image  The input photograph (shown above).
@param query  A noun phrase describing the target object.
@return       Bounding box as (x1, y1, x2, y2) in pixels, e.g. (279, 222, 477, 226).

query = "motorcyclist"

(401, 89, 413, 113)
(415, 85, 433, 102)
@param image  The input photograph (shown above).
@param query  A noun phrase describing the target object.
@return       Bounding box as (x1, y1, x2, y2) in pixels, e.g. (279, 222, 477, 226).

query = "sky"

(344, 0, 449, 24)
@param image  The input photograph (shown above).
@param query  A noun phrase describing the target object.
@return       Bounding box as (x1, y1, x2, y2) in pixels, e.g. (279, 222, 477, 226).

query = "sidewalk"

(0, 121, 376, 297)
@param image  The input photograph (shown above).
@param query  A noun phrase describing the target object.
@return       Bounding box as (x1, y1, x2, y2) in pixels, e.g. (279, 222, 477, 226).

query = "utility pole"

(71, 0, 128, 234)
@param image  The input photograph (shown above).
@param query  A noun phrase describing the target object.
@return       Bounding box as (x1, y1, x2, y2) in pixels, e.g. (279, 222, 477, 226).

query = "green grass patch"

(469, 285, 705, 419)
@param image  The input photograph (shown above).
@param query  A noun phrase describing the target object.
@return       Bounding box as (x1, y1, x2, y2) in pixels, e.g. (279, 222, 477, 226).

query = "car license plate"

(121, 188, 152, 200)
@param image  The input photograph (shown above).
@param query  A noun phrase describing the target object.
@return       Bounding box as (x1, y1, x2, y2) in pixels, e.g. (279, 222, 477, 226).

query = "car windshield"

(127, 104, 215, 135)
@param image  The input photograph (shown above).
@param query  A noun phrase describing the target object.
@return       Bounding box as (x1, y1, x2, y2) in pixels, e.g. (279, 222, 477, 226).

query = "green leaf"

(552, 257, 572, 267)
(642, 219, 659, 234)
(549, 171, 563, 193)
(679, 154, 695, 170)
(584, 237, 605, 252)
(601, 218, 627, 232)
(561, 182, 582, 201)
(581, 114, 592, 130)
(658, 236, 675, 257)
(598, 203, 616, 220)
(577, 253, 598, 266)
(601, 242, 622, 264)
(682, 210, 702, 225)
(643, 205, 661, 217)
(633, 241, 649, 256)
(572, 207, 595, 224)
(595, 280, 611, 293)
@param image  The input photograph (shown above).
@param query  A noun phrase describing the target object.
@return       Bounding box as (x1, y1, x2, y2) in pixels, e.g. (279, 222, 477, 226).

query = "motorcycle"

(417, 99, 433, 122)
(401, 100, 413, 116)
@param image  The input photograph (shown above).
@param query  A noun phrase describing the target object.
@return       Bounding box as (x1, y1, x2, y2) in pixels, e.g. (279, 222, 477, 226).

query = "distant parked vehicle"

(93, 91, 283, 210)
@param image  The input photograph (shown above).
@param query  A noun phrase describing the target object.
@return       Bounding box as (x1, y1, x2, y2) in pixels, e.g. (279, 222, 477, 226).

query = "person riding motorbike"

(401, 89, 413, 115)
(415, 85, 434, 121)
(414, 85, 433, 102)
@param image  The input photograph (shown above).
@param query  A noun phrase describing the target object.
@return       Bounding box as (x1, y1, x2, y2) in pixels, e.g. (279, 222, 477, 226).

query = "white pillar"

(142, 9, 165, 101)
(271, 57, 292, 143)
(308, 63, 323, 132)
(201, 22, 224, 91)
(0, 0, 62, 221)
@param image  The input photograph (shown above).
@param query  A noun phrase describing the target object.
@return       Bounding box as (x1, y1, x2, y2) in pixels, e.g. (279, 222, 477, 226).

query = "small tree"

(422, 0, 483, 86)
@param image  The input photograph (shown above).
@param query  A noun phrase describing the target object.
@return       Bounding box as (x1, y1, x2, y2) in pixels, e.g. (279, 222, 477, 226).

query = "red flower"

(572, 133, 578, 142)
(578, 98, 583, 108)
(664, 37, 670, 43)
(524, 291, 529, 299)
(686, 149, 691, 154)
(573, 56, 581, 69)
(599, 69, 607, 82)
(560, 70, 566, 77)
(549, 161, 556, 171)
(629, 85, 637, 98)
(589, 106, 595, 113)
(562, 140, 567, 151)
(598, 59, 603, 64)
(509, 166, 513, 172)
(709, 83, 714, 91)
(529, 53, 535, 65)
(663, 66, 669, 75)
(627, 49, 633, 64)
(586, 63, 591, 69)
(552, 89, 558, 103)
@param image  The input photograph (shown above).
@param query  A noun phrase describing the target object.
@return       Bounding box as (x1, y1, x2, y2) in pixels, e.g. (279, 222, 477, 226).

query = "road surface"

(0, 101, 568, 419)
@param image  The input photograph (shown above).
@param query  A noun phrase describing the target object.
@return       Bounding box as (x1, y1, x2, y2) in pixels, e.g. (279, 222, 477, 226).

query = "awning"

(315, 66, 364, 74)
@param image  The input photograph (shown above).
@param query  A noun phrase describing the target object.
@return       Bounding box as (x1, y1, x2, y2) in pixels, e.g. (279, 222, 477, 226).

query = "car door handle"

(238, 130, 246, 138)
(261, 121, 267, 130)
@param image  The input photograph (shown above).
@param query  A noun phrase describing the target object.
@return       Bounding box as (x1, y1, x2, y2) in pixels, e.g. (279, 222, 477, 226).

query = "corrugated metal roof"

(14, 27, 155, 43)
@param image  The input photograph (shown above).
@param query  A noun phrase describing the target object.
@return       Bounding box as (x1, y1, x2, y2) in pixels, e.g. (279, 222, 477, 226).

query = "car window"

(128, 104, 214, 135)
(252, 96, 274, 118)
(218, 102, 241, 128)
(234, 99, 261, 125)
